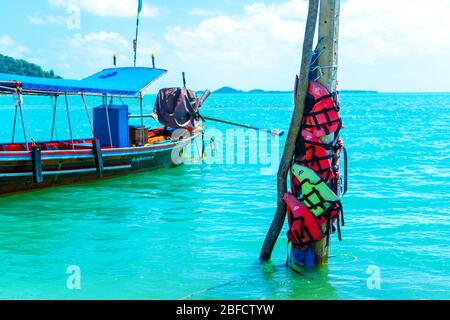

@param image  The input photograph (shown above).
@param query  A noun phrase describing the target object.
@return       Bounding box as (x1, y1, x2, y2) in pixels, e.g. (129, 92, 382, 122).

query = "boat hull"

(0, 137, 194, 196)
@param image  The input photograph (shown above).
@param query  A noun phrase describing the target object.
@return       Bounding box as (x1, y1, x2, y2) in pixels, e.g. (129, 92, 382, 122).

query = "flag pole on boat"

(133, 0, 143, 67)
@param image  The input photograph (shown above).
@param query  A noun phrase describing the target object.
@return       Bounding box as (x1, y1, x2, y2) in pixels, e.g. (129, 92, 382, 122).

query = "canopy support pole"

(51, 95, 58, 142)
(139, 93, 145, 145)
(64, 94, 74, 150)
(260, 0, 319, 261)
(314, 0, 341, 266)
(11, 104, 17, 144)
(81, 93, 94, 138)
(15, 90, 30, 151)
(103, 95, 113, 148)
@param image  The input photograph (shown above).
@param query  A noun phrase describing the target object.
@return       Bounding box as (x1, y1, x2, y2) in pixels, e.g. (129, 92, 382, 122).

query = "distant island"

(213, 87, 291, 94)
(213, 86, 378, 94)
(0, 54, 60, 78)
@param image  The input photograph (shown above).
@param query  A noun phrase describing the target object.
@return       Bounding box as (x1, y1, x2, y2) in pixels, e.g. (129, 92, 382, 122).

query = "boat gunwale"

(0, 133, 199, 159)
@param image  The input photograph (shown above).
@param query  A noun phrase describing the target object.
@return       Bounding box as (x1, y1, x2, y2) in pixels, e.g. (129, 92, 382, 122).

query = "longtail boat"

(0, 67, 209, 196)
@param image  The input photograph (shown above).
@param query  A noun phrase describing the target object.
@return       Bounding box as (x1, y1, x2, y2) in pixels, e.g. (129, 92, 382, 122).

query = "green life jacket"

(291, 164, 339, 217)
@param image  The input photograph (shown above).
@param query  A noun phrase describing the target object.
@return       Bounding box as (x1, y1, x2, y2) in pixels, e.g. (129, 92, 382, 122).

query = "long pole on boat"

(11, 104, 17, 143)
(260, 0, 320, 261)
(313, 0, 341, 265)
(202, 115, 285, 136)
(133, 0, 143, 67)
(139, 92, 145, 145)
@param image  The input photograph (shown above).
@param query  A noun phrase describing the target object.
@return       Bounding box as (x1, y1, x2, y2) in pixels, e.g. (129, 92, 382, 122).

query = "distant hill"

(214, 87, 288, 94)
(0, 54, 60, 78)
(214, 86, 244, 94)
(340, 90, 379, 94)
(248, 89, 292, 94)
(214, 86, 378, 94)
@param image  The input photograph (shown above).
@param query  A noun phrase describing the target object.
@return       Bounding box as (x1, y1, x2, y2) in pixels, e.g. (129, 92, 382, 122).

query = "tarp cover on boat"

(0, 67, 167, 97)
(153, 88, 202, 129)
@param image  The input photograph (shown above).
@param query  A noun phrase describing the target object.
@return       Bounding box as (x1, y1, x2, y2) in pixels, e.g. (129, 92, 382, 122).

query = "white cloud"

(23, 0, 449, 91)
(164, 0, 450, 91)
(166, 2, 308, 68)
(340, 0, 450, 64)
(0, 35, 30, 59)
(28, 14, 67, 25)
(49, 0, 159, 18)
(56, 31, 161, 78)
(165, 1, 308, 90)
(190, 8, 221, 17)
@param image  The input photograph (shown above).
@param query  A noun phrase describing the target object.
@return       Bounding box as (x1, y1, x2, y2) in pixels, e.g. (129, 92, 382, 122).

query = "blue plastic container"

(290, 246, 316, 268)
(93, 105, 129, 148)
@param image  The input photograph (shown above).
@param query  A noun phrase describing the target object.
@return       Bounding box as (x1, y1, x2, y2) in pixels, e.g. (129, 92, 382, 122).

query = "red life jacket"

(297, 129, 335, 182)
(289, 77, 347, 250)
(285, 192, 324, 248)
(288, 177, 344, 244)
(303, 81, 342, 137)
(325, 138, 347, 196)
(313, 202, 344, 245)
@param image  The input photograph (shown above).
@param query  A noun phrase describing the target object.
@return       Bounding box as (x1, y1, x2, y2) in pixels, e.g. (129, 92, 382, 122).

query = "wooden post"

(317, 0, 340, 90)
(31, 146, 44, 184)
(314, 0, 341, 265)
(260, 0, 320, 262)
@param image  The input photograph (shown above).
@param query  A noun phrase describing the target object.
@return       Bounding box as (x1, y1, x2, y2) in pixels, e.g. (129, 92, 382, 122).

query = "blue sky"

(0, 0, 449, 92)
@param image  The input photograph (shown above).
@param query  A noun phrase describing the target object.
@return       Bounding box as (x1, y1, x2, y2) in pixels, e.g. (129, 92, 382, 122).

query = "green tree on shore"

(0, 54, 60, 78)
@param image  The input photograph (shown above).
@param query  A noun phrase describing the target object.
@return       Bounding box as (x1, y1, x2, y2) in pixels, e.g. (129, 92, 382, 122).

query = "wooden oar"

(202, 115, 285, 136)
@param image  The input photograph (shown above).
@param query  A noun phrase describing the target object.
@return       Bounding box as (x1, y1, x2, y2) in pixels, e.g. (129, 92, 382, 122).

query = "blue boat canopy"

(0, 67, 167, 97)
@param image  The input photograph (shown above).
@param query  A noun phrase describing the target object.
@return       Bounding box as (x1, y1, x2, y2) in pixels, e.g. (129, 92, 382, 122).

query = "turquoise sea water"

(0, 92, 449, 299)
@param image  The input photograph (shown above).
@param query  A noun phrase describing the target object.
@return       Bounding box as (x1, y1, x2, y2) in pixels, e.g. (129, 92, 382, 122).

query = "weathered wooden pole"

(260, 0, 320, 261)
(314, 0, 341, 265)
(317, 0, 340, 91)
